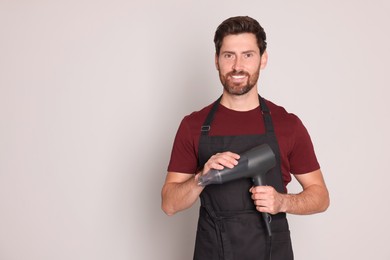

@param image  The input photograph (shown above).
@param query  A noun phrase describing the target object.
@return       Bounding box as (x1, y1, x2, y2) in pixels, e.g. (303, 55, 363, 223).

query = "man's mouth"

(228, 73, 248, 82)
(231, 75, 246, 79)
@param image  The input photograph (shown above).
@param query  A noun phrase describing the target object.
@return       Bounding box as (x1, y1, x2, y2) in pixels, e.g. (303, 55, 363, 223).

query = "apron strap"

(200, 96, 221, 136)
(200, 200, 234, 260)
(259, 95, 275, 134)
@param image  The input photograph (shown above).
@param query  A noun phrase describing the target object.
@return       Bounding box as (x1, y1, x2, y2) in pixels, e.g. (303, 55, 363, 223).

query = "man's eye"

(244, 53, 253, 58)
(224, 54, 233, 59)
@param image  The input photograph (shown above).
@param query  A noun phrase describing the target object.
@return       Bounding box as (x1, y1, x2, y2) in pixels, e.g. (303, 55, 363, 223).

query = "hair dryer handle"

(252, 175, 272, 237)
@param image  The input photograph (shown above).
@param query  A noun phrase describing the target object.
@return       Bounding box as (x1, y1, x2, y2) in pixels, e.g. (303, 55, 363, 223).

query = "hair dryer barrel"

(246, 144, 276, 177)
(198, 144, 276, 186)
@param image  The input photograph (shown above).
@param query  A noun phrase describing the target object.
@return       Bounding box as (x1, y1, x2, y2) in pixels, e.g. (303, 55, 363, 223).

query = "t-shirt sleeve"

(167, 116, 198, 174)
(288, 116, 320, 174)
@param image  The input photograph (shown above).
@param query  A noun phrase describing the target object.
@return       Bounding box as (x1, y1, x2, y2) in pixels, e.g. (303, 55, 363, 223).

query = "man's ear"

(215, 53, 219, 70)
(260, 51, 268, 70)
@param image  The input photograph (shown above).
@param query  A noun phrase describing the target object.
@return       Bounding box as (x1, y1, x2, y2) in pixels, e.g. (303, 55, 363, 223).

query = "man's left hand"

(249, 186, 286, 215)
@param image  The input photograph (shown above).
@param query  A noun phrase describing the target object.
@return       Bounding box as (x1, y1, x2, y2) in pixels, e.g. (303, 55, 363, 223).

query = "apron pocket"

(193, 230, 219, 260)
(271, 230, 294, 260)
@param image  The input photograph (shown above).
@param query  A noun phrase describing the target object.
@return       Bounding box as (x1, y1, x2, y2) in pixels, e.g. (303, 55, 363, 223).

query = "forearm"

(161, 173, 204, 216)
(281, 184, 329, 215)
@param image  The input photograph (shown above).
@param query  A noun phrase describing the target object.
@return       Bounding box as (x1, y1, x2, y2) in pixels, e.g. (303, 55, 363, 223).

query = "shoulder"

(265, 99, 302, 127)
(264, 98, 309, 146)
(264, 98, 320, 174)
(181, 102, 214, 129)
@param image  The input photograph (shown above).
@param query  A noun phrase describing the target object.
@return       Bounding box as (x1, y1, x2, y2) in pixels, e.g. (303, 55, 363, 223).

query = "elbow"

(161, 190, 177, 216)
(319, 191, 330, 213)
(161, 203, 176, 216)
(324, 194, 330, 212)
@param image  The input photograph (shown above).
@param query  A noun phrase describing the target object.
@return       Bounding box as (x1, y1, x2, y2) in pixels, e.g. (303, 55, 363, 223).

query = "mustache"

(226, 70, 250, 77)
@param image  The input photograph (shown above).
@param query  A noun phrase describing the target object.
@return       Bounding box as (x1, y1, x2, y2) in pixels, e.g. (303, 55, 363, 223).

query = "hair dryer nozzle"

(198, 169, 221, 186)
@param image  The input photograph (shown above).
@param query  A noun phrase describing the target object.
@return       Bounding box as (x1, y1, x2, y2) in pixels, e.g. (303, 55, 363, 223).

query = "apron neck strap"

(200, 95, 221, 135)
(259, 95, 275, 134)
(200, 94, 275, 135)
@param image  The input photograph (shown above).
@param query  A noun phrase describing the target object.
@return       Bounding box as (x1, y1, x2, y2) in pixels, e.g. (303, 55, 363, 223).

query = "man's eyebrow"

(221, 50, 257, 54)
(242, 50, 257, 54)
(220, 51, 235, 55)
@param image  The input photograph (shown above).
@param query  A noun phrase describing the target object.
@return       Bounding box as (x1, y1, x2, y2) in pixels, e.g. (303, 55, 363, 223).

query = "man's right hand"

(201, 151, 240, 176)
(161, 151, 240, 216)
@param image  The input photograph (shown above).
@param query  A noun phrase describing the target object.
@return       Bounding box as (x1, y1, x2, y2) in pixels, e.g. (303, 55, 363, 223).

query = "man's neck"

(220, 89, 260, 111)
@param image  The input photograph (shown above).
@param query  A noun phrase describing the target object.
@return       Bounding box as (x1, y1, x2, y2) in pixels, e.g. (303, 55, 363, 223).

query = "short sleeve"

(167, 116, 198, 174)
(288, 117, 320, 174)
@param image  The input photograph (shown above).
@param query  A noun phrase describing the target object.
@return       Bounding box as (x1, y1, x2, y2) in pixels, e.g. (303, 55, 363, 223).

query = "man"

(161, 16, 329, 260)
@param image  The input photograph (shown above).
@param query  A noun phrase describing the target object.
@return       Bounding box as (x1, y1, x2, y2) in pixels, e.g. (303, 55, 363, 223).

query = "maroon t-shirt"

(167, 99, 320, 187)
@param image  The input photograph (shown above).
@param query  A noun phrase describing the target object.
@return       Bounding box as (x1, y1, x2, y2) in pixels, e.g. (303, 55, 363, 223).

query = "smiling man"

(161, 16, 329, 260)
(217, 33, 263, 97)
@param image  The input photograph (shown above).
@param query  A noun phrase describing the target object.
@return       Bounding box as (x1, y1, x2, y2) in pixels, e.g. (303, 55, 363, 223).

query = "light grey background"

(1, 0, 389, 259)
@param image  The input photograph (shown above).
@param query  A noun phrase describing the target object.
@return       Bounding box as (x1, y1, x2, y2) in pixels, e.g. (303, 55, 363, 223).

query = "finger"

(253, 195, 279, 214)
(255, 198, 275, 212)
(253, 198, 268, 206)
(250, 186, 265, 194)
(210, 153, 240, 169)
(217, 152, 240, 167)
(250, 185, 274, 194)
(202, 152, 241, 174)
(256, 205, 271, 213)
(251, 193, 265, 200)
(222, 151, 240, 160)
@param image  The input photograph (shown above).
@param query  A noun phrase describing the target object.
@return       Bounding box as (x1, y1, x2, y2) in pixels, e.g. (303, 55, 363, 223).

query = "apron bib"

(193, 96, 294, 260)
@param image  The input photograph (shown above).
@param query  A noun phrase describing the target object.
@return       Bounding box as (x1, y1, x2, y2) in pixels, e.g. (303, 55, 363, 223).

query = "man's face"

(216, 33, 267, 95)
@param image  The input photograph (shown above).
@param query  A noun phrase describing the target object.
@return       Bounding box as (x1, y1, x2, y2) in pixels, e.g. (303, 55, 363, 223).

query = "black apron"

(193, 96, 294, 260)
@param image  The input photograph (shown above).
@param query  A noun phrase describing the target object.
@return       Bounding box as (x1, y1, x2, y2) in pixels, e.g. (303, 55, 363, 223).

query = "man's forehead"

(220, 33, 259, 52)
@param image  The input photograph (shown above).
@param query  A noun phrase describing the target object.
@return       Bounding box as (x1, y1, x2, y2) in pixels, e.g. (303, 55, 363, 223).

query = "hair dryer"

(198, 143, 276, 237)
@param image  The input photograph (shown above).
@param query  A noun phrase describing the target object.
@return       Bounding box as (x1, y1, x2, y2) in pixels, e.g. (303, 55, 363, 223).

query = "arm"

(250, 169, 330, 215)
(161, 172, 203, 216)
(161, 152, 240, 216)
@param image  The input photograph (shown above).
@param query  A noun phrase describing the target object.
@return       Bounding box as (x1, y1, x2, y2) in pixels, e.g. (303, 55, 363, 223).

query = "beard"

(219, 67, 260, 96)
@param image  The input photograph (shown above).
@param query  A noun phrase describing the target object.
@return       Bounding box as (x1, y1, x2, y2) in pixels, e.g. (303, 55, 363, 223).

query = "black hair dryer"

(198, 143, 276, 237)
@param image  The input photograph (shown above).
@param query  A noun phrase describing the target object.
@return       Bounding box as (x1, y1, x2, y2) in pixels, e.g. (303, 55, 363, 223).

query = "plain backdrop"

(1, 0, 389, 259)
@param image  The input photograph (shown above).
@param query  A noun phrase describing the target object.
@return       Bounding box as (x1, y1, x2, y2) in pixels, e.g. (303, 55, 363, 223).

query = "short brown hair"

(214, 16, 267, 56)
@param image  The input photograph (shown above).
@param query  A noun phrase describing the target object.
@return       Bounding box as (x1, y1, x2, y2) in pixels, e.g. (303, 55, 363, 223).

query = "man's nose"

(232, 56, 244, 71)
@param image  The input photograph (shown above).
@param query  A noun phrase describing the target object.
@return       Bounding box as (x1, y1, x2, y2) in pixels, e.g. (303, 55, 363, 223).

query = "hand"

(250, 186, 286, 215)
(202, 151, 240, 175)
